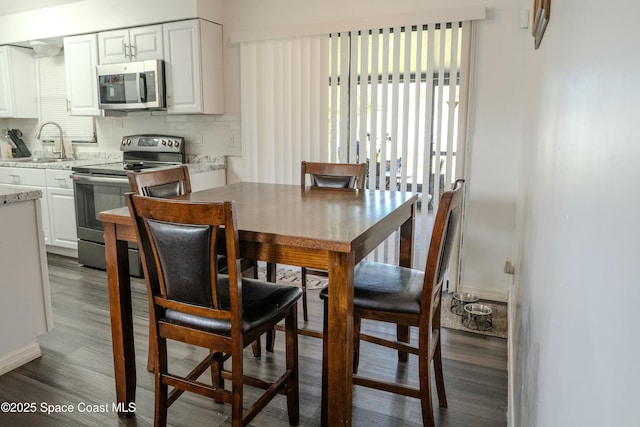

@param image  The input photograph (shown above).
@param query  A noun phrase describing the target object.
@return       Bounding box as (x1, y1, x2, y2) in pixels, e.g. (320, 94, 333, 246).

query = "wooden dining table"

(99, 181, 417, 426)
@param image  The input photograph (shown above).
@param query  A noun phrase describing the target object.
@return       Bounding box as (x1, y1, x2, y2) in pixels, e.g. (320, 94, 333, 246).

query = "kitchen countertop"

(0, 158, 103, 170)
(0, 186, 43, 205)
(0, 154, 226, 173)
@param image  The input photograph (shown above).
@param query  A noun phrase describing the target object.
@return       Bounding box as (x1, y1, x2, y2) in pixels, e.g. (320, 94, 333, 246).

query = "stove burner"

(124, 161, 145, 170)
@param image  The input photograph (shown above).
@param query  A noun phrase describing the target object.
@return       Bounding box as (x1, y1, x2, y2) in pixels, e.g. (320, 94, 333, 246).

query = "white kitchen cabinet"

(63, 34, 101, 116)
(0, 46, 37, 118)
(163, 19, 224, 115)
(98, 25, 164, 64)
(0, 167, 51, 244)
(45, 169, 77, 250)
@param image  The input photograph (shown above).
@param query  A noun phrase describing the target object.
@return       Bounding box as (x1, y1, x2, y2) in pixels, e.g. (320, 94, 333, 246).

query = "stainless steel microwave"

(97, 59, 165, 110)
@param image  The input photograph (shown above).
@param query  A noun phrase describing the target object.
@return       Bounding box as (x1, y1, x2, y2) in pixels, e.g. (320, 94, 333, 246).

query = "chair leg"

(433, 335, 448, 408)
(301, 268, 309, 322)
(265, 328, 276, 352)
(320, 298, 329, 427)
(231, 349, 244, 427)
(266, 262, 277, 352)
(396, 324, 409, 361)
(353, 316, 361, 374)
(251, 336, 262, 357)
(248, 260, 262, 357)
(147, 322, 155, 372)
(419, 354, 436, 427)
(154, 337, 168, 427)
(211, 351, 225, 404)
(285, 306, 300, 425)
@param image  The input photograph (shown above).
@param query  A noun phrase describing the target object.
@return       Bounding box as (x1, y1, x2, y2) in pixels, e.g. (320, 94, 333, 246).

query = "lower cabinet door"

(48, 187, 77, 249)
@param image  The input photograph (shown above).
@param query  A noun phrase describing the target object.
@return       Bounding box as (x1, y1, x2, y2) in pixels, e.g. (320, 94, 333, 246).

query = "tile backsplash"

(2, 112, 240, 160)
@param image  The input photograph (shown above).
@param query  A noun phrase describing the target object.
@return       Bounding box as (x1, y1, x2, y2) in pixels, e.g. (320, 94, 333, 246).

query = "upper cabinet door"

(63, 34, 101, 116)
(98, 25, 163, 64)
(163, 19, 224, 115)
(98, 29, 129, 64)
(129, 25, 164, 62)
(0, 46, 37, 118)
(0, 47, 14, 117)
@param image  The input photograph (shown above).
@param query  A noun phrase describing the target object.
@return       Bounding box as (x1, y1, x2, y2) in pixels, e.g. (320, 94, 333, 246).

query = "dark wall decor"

(532, 0, 551, 49)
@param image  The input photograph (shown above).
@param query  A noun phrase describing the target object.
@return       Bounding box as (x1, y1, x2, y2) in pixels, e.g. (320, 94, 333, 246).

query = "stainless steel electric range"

(71, 134, 185, 276)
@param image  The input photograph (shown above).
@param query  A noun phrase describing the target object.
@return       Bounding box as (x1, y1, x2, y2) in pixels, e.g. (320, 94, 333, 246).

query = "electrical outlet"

(504, 259, 516, 275)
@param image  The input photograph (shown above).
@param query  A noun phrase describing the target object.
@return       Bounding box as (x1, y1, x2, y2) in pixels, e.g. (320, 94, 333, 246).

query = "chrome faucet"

(36, 122, 72, 159)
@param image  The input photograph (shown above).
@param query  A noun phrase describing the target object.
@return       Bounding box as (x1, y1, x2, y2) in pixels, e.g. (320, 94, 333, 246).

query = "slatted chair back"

(301, 161, 367, 190)
(127, 165, 191, 198)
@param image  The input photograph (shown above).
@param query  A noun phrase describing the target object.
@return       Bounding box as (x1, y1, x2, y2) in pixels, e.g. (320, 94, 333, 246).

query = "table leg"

(104, 222, 137, 418)
(326, 251, 355, 426)
(397, 203, 416, 361)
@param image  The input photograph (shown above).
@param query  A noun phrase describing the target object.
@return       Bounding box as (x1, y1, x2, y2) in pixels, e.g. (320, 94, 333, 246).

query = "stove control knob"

(174, 141, 180, 148)
(168, 140, 174, 147)
(126, 139, 132, 145)
(161, 139, 167, 146)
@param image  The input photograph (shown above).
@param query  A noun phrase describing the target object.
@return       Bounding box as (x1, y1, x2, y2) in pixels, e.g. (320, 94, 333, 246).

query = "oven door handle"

(71, 174, 128, 185)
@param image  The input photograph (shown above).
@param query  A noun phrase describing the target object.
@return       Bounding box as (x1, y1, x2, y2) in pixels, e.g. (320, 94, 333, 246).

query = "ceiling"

(0, 0, 83, 16)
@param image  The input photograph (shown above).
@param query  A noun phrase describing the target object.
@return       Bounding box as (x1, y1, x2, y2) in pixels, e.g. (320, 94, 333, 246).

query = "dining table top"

(101, 181, 418, 254)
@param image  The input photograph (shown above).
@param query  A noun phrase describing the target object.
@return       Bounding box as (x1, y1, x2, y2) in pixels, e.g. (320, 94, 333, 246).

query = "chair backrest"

(126, 194, 243, 334)
(301, 161, 367, 190)
(422, 179, 465, 326)
(127, 165, 192, 198)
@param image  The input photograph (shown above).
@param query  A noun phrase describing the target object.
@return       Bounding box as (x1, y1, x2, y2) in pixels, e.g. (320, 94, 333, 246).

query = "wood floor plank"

(0, 254, 508, 426)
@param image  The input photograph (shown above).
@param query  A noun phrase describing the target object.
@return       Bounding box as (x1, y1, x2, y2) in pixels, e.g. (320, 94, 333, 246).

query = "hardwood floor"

(0, 254, 508, 426)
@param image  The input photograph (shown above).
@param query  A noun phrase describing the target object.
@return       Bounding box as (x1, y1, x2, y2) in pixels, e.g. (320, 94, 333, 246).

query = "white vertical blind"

(241, 35, 329, 184)
(327, 22, 471, 277)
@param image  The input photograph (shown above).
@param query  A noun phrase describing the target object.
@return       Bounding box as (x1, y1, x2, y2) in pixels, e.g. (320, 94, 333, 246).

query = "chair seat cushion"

(164, 277, 302, 334)
(319, 261, 424, 315)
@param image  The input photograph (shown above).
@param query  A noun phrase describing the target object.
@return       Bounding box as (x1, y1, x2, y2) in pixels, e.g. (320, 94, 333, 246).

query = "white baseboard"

(46, 245, 78, 258)
(456, 286, 508, 303)
(0, 343, 42, 376)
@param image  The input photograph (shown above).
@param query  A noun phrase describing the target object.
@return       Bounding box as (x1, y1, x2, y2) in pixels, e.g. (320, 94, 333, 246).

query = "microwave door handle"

(138, 73, 147, 102)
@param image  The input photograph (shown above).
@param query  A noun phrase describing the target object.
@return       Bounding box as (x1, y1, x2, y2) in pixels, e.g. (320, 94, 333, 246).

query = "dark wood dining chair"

(127, 165, 261, 367)
(320, 179, 465, 426)
(126, 194, 301, 427)
(299, 161, 367, 322)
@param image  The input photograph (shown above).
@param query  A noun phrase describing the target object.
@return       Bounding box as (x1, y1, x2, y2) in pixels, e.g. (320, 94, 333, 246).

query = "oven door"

(72, 174, 131, 242)
(72, 173, 142, 276)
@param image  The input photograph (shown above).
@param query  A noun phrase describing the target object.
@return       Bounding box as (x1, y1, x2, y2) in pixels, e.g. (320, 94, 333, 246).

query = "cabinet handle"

(124, 43, 131, 59)
(130, 43, 136, 59)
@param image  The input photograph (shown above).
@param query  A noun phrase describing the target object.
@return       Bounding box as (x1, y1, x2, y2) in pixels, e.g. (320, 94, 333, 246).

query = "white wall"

(512, 0, 640, 425)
